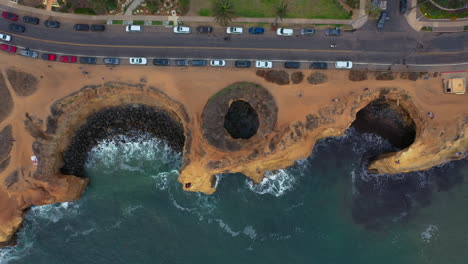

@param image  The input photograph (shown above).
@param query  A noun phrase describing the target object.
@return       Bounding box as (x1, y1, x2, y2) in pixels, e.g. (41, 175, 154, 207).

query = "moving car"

(248, 27, 264, 34)
(197, 26, 212, 33)
(153, 59, 170, 66)
(59, 55, 77, 63)
(235, 60, 251, 68)
(9, 23, 25, 33)
(311, 62, 327, 69)
(210, 60, 226, 67)
(41, 53, 57, 61)
(325, 27, 341, 36)
(129, 57, 147, 65)
(2, 12, 18, 21)
(74, 24, 90, 31)
(400, 0, 407, 14)
(91, 24, 106, 31)
(175, 59, 189, 66)
(377, 12, 388, 29)
(173, 26, 191, 34)
(44, 20, 60, 28)
(335, 61, 353, 69)
(255, 60, 272, 69)
(284, 61, 300, 69)
(19, 49, 38, 58)
(103, 58, 120, 64)
(300, 28, 315, 35)
(192, 60, 207, 66)
(276, 28, 293, 36)
(0, 33, 12, 42)
(226, 27, 243, 34)
(23, 16, 39, 25)
(80, 57, 97, 64)
(0, 44, 16, 53)
(125, 25, 142, 32)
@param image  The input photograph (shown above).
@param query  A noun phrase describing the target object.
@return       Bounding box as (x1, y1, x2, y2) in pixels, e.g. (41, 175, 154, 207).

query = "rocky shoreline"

(61, 104, 185, 177)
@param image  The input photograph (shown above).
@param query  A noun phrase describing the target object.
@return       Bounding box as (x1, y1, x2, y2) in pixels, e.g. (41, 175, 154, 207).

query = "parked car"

(192, 60, 207, 66)
(59, 55, 77, 63)
(175, 59, 189, 66)
(2, 12, 18, 21)
(235, 60, 251, 68)
(0, 33, 11, 42)
(129, 57, 147, 65)
(311, 62, 328, 69)
(226, 27, 243, 34)
(335, 61, 353, 69)
(41, 53, 57, 61)
(0, 44, 16, 53)
(325, 27, 341, 36)
(284, 61, 300, 69)
(248, 27, 264, 34)
(9, 23, 25, 33)
(377, 12, 388, 29)
(103, 58, 120, 64)
(44, 20, 60, 28)
(80, 57, 97, 64)
(399, 0, 407, 14)
(153, 59, 170, 66)
(276, 28, 293, 36)
(210, 60, 226, 67)
(19, 49, 38, 58)
(126, 25, 142, 32)
(197, 26, 212, 33)
(300, 28, 315, 35)
(256, 60, 272, 69)
(74, 24, 90, 31)
(173, 26, 191, 34)
(23, 16, 39, 25)
(91, 24, 106, 31)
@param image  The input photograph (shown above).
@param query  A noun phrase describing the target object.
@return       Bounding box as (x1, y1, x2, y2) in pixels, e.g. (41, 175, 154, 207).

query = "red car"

(1, 44, 17, 53)
(59, 55, 77, 63)
(41, 53, 57, 61)
(2, 12, 18, 21)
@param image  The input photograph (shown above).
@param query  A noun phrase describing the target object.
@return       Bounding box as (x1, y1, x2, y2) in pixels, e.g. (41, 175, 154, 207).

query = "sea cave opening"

(223, 100, 260, 140)
(60, 104, 185, 177)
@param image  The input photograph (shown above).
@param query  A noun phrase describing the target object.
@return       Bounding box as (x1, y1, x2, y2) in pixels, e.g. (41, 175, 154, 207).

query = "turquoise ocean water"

(1, 129, 468, 264)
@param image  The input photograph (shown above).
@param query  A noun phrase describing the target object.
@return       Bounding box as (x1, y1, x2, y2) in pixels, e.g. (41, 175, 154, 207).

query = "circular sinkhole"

(223, 100, 259, 139)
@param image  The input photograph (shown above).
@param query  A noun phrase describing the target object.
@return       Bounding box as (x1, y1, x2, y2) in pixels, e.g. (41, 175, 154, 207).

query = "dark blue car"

(248, 27, 264, 34)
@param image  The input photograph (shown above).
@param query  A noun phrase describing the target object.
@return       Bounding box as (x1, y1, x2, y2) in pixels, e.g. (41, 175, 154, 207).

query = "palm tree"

(213, 0, 235, 26)
(274, 1, 288, 27)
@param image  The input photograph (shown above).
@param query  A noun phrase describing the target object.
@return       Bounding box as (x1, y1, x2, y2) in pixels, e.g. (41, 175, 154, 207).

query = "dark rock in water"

(60, 104, 185, 177)
(223, 100, 259, 139)
(352, 99, 415, 149)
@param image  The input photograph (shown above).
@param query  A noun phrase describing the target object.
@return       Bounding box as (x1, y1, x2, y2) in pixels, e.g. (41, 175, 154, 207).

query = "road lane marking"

(1, 31, 352, 53)
(416, 51, 468, 55)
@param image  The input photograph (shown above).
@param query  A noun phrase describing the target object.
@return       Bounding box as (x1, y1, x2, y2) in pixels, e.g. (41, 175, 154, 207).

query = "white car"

(255, 60, 273, 68)
(276, 28, 293, 36)
(129, 57, 147, 65)
(173, 26, 191, 34)
(0, 33, 11, 42)
(335, 61, 353, 69)
(226, 27, 243, 34)
(210, 60, 226, 67)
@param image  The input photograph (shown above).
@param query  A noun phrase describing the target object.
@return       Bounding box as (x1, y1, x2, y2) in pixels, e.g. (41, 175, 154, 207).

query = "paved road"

(0, 3, 467, 68)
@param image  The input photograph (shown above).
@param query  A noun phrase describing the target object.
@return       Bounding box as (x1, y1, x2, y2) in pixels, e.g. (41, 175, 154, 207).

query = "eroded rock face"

(0, 75, 13, 123)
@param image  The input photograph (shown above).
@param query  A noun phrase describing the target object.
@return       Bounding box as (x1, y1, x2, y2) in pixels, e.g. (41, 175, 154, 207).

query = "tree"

(213, 0, 235, 26)
(274, 1, 288, 27)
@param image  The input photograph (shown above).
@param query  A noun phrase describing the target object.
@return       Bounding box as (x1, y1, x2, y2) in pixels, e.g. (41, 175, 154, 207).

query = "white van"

(125, 25, 142, 32)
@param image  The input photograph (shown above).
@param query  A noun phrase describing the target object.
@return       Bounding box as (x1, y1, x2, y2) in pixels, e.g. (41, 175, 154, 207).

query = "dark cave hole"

(223, 100, 259, 139)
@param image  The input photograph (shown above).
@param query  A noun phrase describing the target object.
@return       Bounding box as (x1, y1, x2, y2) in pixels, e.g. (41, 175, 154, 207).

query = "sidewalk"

(0, 0, 364, 27)
(405, 0, 468, 32)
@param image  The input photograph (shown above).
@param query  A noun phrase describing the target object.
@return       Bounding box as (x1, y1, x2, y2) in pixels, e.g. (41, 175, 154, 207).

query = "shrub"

(106, 0, 117, 11)
(307, 72, 328, 85)
(74, 8, 97, 15)
(198, 8, 211, 16)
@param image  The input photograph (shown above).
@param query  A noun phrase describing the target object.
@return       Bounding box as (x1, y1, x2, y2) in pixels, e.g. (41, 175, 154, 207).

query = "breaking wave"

(246, 169, 298, 197)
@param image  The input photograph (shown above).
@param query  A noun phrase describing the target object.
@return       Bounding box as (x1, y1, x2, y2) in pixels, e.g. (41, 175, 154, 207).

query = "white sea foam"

(246, 169, 296, 197)
(210, 219, 257, 240)
(421, 224, 439, 243)
(123, 205, 143, 216)
(28, 202, 81, 223)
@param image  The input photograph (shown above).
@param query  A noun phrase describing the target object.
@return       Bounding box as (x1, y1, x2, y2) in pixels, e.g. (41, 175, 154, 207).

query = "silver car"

(103, 58, 120, 65)
(19, 49, 38, 59)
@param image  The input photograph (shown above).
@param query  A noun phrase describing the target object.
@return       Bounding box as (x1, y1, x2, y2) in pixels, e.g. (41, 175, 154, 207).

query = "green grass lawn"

(204, 0, 351, 19)
(419, 1, 468, 19)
